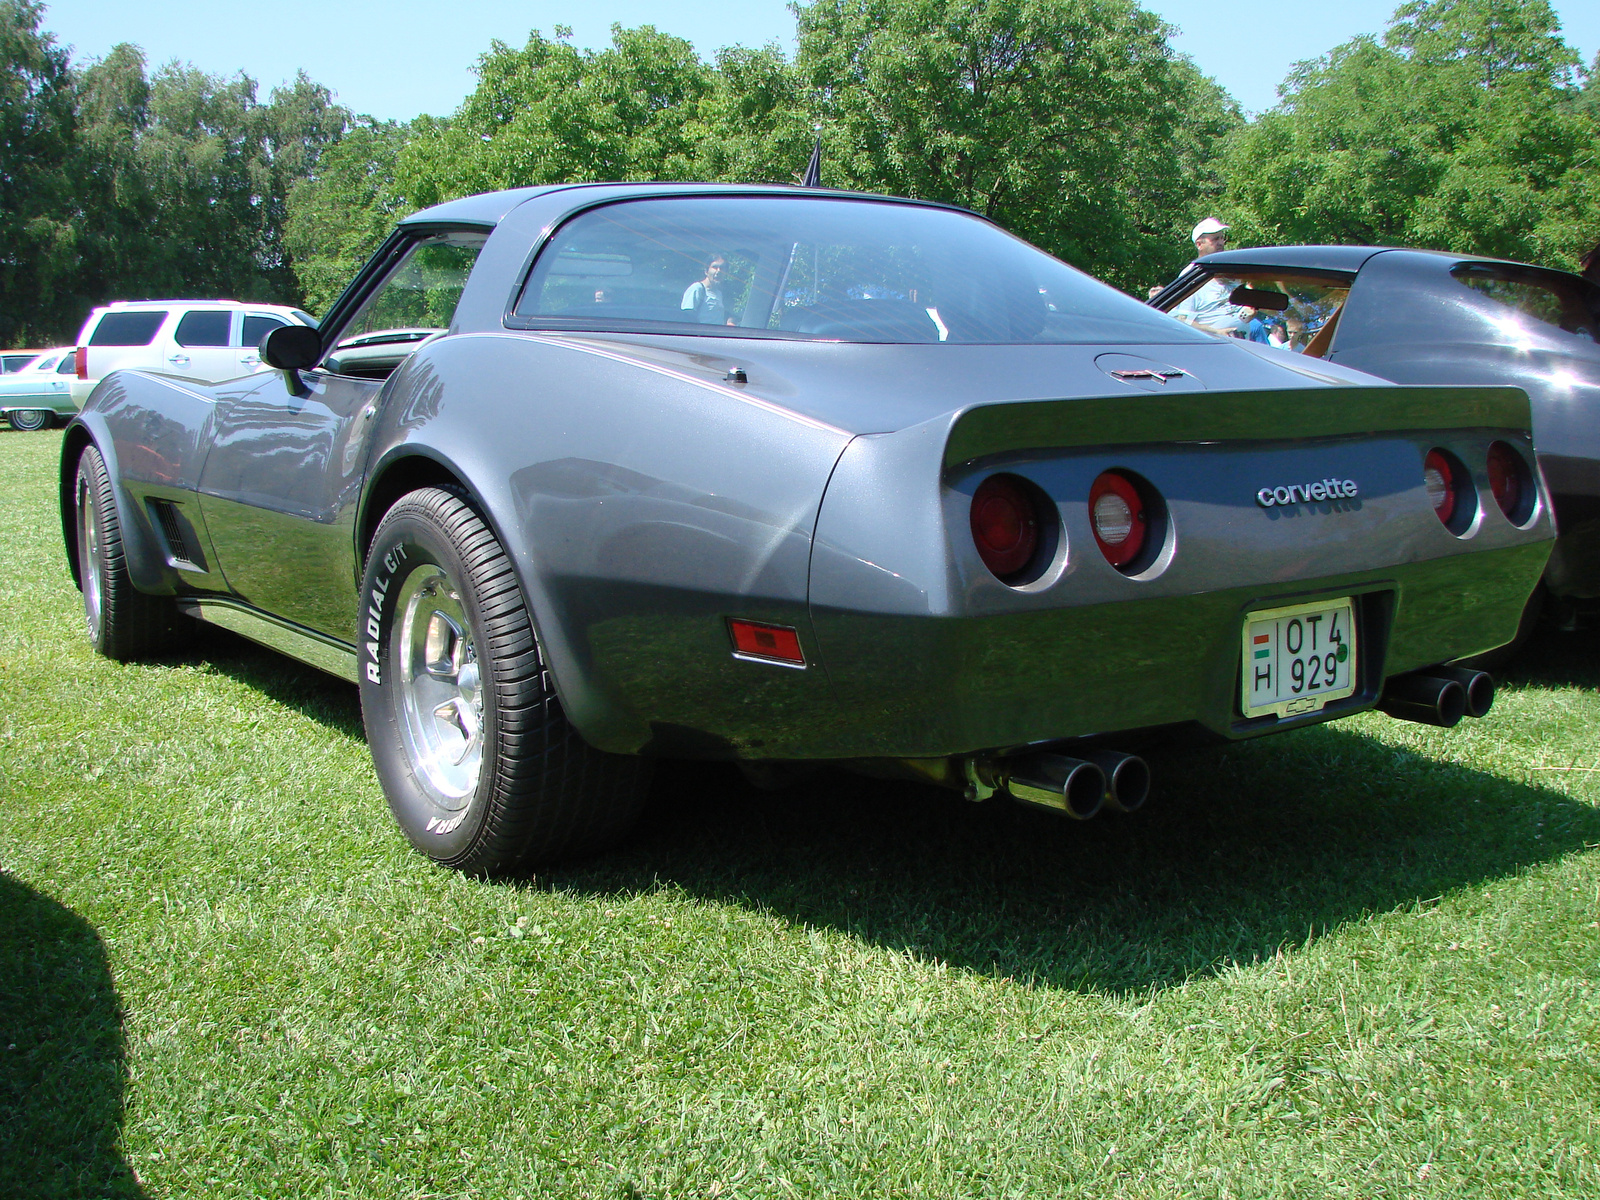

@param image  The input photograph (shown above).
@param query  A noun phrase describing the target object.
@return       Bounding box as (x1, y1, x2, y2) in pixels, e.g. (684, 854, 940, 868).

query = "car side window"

(56, 356, 76, 374)
(1454, 266, 1600, 343)
(325, 231, 486, 378)
(89, 311, 168, 346)
(241, 315, 287, 349)
(175, 310, 233, 348)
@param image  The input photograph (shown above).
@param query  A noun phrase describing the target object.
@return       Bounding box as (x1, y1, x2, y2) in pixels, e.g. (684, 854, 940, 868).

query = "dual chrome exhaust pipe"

(975, 667, 1491, 817)
(1378, 666, 1495, 728)
(994, 748, 1150, 821)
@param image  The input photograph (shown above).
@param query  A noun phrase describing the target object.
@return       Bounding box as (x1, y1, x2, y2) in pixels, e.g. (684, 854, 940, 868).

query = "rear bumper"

(805, 542, 1547, 759)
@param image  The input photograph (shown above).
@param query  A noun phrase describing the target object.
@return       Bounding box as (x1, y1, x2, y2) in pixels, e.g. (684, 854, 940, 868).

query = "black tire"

(359, 488, 651, 873)
(73, 443, 175, 660)
(8, 409, 51, 431)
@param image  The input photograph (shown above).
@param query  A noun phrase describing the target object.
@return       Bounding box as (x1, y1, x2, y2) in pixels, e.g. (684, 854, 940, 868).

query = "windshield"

(515, 196, 1209, 346)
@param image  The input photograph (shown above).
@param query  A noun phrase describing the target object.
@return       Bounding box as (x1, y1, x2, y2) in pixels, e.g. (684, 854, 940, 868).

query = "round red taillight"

(1089, 471, 1147, 568)
(1487, 441, 1527, 520)
(970, 474, 1039, 579)
(1423, 449, 1456, 525)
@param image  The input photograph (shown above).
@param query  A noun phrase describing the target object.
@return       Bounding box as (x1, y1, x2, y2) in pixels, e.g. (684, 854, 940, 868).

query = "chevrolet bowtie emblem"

(1111, 368, 1186, 382)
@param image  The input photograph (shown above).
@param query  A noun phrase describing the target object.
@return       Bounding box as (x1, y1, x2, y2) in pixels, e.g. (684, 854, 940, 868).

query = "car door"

(238, 312, 289, 375)
(195, 229, 485, 642)
(166, 308, 247, 382)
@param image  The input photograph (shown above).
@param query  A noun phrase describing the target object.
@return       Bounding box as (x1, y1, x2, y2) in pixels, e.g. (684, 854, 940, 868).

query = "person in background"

(1170, 218, 1249, 335)
(682, 254, 737, 325)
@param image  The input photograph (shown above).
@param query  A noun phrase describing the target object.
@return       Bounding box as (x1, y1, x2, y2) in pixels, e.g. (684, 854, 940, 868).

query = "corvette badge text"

(1257, 479, 1359, 508)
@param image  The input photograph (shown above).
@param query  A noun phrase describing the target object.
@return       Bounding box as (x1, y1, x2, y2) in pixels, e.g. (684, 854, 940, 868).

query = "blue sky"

(36, 0, 1600, 122)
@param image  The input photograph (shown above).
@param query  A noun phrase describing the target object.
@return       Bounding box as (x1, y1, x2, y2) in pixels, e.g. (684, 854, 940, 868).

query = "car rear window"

(175, 310, 232, 347)
(89, 311, 168, 346)
(1453, 265, 1600, 343)
(1162, 269, 1351, 352)
(514, 196, 1210, 345)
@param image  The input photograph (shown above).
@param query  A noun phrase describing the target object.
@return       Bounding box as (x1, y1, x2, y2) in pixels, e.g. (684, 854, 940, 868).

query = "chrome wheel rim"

(394, 563, 483, 809)
(78, 475, 103, 639)
(11, 409, 48, 431)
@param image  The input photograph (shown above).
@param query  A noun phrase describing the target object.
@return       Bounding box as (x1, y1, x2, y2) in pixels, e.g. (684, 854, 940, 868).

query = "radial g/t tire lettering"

(359, 488, 650, 873)
(74, 443, 175, 660)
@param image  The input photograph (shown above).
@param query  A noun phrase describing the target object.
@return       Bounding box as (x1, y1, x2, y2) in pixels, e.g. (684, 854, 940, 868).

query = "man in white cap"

(1170, 217, 1249, 334)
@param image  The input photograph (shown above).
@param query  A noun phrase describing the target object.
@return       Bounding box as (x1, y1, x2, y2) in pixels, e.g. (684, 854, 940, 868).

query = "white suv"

(72, 300, 316, 406)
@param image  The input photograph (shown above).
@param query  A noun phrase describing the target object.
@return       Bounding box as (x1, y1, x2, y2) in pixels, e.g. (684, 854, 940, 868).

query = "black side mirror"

(261, 323, 322, 370)
(1229, 285, 1290, 312)
(261, 324, 322, 398)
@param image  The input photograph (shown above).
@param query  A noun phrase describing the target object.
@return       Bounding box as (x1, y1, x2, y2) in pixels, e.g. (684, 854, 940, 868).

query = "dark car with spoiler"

(1152, 244, 1600, 636)
(62, 185, 1552, 873)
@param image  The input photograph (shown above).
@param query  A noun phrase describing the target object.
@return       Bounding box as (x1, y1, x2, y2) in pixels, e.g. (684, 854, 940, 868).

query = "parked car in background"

(1, 348, 79, 430)
(71, 299, 316, 407)
(2, 350, 46, 373)
(1151, 246, 1600, 636)
(62, 185, 1551, 874)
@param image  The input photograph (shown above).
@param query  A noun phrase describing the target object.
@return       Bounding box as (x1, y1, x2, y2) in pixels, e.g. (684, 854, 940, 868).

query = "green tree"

(0, 0, 78, 345)
(394, 24, 716, 209)
(686, 43, 816, 184)
(793, 0, 1241, 290)
(1224, 0, 1598, 267)
(284, 118, 415, 314)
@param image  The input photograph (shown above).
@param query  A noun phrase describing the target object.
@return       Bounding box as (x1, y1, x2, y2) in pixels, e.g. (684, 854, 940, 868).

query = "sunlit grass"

(2, 427, 1598, 1198)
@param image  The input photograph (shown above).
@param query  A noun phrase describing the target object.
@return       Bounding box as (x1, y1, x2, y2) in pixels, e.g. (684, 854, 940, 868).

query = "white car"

(72, 300, 316, 406)
(1, 348, 78, 430)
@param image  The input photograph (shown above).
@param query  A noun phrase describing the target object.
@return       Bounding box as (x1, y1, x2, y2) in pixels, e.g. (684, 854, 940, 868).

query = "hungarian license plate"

(1241, 598, 1357, 718)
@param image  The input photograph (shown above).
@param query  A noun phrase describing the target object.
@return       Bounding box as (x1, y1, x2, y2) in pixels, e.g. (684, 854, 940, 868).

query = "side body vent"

(147, 498, 200, 568)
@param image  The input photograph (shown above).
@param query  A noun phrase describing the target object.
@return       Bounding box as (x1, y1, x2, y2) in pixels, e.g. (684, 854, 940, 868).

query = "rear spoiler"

(944, 385, 1533, 468)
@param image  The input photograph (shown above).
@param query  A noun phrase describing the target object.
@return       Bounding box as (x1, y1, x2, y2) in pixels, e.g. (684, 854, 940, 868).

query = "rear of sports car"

(795, 382, 1549, 807)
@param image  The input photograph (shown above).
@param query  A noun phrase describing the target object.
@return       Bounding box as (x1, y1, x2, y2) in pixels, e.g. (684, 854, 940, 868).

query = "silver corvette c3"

(60, 183, 1553, 872)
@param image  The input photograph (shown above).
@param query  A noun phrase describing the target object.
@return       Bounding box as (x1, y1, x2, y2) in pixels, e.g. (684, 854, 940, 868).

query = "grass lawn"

(2, 426, 1598, 1199)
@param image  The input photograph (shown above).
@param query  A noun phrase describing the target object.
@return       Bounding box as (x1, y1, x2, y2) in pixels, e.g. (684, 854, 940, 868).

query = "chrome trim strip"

(179, 599, 359, 682)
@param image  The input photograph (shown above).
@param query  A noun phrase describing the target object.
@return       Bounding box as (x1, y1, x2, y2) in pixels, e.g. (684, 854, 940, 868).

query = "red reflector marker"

(75, 346, 87, 380)
(729, 619, 805, 665)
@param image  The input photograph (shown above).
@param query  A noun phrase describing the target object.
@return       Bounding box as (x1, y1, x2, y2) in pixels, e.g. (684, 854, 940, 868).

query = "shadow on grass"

(173, 623, 365, 740)
(0, 873, 145, 1198)
(551, 619, 1600, 996)
(1497, 616, 1600, 692)
(174, 618, 1600, 998)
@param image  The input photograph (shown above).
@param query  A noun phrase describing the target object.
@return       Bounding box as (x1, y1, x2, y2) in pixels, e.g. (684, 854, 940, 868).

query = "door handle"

(240, 355, 260, 367)
(168, 354, 190, 367)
